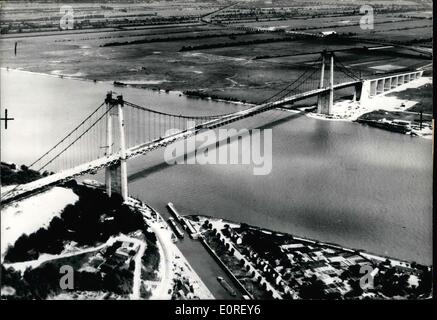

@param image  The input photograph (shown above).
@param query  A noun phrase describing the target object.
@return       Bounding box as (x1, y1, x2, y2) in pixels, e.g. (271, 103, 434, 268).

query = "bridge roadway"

(1, 81, 360, 203)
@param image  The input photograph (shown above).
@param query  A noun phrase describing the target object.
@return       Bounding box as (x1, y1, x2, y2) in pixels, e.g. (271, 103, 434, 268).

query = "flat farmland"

(0, 1, 221, 35)
(200, 38, 373, 59)
(102, 30, 290, 49)
(232, 14, 432, 45)
(363, 26, 432, 43)
(312, 17, 432, 32)
(232, 15, 413, 31)
(400, 10, 432, 18)
(311, 18, 432, 43)
(0, 14, 432, 105)
(0, 1, 220, 21)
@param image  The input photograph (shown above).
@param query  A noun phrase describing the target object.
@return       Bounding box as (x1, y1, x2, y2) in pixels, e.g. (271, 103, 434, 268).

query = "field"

(233, 14, 413, 30)
(391, 83, 433, 113)
(0, 1, 432, 104)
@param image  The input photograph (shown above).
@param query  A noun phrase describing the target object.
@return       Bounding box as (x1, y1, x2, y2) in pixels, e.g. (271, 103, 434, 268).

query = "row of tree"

(1, 162, 51, 186)
(179, 35, 305, 51)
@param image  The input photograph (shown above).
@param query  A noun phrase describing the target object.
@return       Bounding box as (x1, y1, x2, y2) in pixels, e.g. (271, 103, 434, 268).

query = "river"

(1, 69, 433, 296)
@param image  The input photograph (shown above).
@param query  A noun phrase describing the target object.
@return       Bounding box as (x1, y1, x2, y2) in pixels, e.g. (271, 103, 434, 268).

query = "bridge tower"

(105, 92, 128, 201)
(317, 53, 325, 105)
(317, 51, 334, 115)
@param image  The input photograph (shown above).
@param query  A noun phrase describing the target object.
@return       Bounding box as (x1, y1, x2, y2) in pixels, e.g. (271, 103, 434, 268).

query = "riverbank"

(189, 214, 431, 269)
(188, 215, 432, 299)
(1, 67, 431, 138)
(0, 67, 254, 111)
(306, 76, 433, 139)
(128, 198, 214, 300)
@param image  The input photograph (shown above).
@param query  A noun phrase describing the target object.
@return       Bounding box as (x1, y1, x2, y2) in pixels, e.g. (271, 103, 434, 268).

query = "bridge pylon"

(105, 92, 113, 197)
(317, 51, 334, 115)
(316, 53, 325, 112)
(104, 92, 128, 201)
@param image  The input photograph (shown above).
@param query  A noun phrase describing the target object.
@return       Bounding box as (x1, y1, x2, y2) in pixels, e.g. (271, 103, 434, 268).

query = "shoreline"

(129, 198, 215, 300)
(1, 67, 97, 83)
(3, 67, 431, 135)
(189, 214, 431, 268)
(188, 214, 432, 299)
(307, 111, 433, 140)
(304, 76, 433, 139)
(1, 67, 254, 109)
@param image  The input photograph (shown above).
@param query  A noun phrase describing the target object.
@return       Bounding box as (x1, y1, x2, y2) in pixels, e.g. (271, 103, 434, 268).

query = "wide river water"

(1, 69, 432, 274)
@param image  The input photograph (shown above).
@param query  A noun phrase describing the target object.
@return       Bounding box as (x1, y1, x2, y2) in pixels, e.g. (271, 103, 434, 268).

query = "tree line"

(4, 182, 145, 263)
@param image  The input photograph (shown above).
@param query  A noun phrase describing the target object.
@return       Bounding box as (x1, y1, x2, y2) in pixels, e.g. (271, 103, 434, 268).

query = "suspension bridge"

(1, 52, 424, 203)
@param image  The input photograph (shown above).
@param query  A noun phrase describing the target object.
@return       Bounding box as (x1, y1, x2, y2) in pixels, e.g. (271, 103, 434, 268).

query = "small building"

(319, 31, 337, 37)
(116, 241, 139, 258)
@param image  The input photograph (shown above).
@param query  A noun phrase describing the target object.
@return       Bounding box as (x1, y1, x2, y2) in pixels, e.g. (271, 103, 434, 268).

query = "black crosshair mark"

(1, 109, 15, 129)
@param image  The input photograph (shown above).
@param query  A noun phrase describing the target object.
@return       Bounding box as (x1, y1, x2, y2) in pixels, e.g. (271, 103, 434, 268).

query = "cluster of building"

(172, 276, 197, 300)
(99, 241, 140, 274)
(195, 217, 430, 299)
(277, 242, 367, 296)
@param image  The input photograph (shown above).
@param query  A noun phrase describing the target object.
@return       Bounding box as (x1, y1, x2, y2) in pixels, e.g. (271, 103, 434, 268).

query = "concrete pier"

(358, 70, 423, 107)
